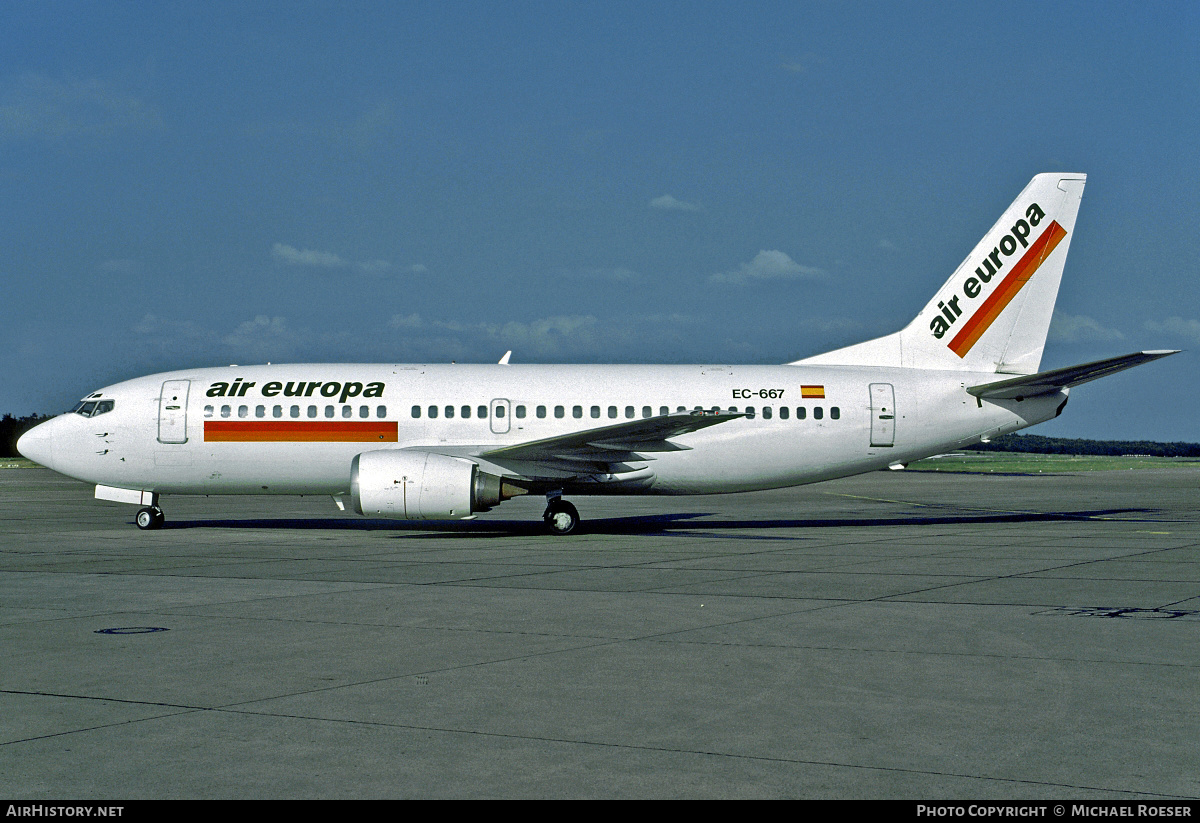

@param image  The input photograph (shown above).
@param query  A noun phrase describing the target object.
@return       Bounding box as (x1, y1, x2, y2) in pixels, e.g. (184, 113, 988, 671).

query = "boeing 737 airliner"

(17, 173, 1177, 533)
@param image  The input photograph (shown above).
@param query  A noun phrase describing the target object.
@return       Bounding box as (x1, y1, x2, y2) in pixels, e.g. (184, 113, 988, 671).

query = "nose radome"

(16, 423, 55, 467)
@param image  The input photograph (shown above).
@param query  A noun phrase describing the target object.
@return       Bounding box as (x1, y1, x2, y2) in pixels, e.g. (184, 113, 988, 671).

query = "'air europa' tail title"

(928, 202, 1057, 348)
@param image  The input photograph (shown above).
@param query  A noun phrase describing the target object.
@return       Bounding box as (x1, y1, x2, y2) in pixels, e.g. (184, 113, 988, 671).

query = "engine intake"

(350, 450, 522, 520)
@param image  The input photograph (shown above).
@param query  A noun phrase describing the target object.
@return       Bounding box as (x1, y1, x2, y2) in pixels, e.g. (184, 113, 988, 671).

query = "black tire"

(136, 507, 164, 530)
(543, 500, 580, 535)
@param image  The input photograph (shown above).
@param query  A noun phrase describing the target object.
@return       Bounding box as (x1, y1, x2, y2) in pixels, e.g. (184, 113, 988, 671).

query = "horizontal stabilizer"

(967, 350, 1179, 400)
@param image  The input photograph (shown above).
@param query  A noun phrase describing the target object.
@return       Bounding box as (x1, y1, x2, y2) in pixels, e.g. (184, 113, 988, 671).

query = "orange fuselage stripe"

(204, 421, 398, 442)
(948, 220, 1067, 358)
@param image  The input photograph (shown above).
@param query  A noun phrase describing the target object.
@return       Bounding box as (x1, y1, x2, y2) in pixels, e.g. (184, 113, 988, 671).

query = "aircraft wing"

(967, 350, 1179, 400)
(477, 410, 745, 466)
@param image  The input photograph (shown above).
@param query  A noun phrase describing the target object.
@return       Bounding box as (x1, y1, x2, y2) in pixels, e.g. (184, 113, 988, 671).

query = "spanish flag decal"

(205, 421, 398, 442)
(948, 221, 1067, 358)
(801, 385, 825, 399)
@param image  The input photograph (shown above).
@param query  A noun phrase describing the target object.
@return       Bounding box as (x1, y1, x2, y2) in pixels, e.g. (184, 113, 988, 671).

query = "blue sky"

(3, 1, 1197, 440)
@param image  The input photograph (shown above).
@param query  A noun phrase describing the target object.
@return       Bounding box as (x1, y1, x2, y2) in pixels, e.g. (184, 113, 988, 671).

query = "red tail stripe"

(949, 221, 1067, 358)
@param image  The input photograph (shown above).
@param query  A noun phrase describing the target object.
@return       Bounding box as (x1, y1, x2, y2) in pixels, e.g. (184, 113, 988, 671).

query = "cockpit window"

(71, 399, 115, 417)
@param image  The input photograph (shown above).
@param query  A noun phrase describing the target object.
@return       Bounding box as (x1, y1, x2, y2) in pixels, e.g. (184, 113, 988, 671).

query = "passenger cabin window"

(238, 405, 248, 418)
(831, 407, 840, 420)
(762, 407, 772, 419)
(377, 406, 387, 418)
(814, 407, 823, 420)
(608, 406, 617, 419)
(221, 405, 231, 418)
(780, 407, 789, 420)
(537, 405, 547, 419)
(797, 407, 806, 419)
(462, 405, 472, 419)
(573, 406, 583, 419)
(412, 406, 421, 418)
(515, 405, 526, 419)
(642, 406, 652, 418)
(555, 405, 565, 419)
(445, 405, 455, 418)
(273, 405, 283, 418)
(477, 405, 488, 418)
(590, 406, 600, 419)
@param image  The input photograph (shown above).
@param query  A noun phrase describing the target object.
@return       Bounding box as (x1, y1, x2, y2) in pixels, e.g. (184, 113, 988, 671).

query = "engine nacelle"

(350, 450, 520, 520)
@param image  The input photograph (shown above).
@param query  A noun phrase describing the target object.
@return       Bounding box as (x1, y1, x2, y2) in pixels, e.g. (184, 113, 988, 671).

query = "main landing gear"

(542, 496, 580, 536)
(135, 506, 165, 530)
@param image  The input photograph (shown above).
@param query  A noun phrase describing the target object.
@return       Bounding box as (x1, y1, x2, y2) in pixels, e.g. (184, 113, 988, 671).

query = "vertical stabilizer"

(793, 173, 1086, 374)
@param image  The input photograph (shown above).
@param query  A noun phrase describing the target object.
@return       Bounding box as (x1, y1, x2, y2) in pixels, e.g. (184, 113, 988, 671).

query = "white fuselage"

(20, 362, 1065, 500)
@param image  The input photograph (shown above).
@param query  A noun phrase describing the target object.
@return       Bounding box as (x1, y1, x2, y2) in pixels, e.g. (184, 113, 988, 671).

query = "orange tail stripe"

(205, 421, 398, 442)
(948, 220, 1067, 358)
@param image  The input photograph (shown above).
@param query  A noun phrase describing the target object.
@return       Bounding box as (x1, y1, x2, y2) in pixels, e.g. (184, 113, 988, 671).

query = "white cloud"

(0, 73, 163, 141)
(779, 54, 825, 74)
(1144, 316, 1200, 343)
(708, 250, 824, 285)
(134, 314, 304, 362)
(134, 313, 212, 342)
(649, 194, 701, 212)
(221, 315, 301, 361)
(389, 313, 424, 329)
(1049, 312, 1126, 343)
(272, 242, 411, 275)
(388, 313, 603, 359)
(271, 243, 347, 268)
(559, 266, 639, 283)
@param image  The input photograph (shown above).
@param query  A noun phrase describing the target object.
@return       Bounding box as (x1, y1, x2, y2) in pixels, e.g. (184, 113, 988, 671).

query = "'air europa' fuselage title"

(928, 202, 1054, 344)
(205, 379, 386, 404)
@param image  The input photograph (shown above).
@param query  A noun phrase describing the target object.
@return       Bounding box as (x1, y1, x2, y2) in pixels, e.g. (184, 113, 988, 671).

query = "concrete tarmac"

(1, 466, 1198, 799)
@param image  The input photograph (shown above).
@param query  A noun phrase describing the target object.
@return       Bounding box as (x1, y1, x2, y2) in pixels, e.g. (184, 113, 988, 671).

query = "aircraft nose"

(16, 422, 56, 467)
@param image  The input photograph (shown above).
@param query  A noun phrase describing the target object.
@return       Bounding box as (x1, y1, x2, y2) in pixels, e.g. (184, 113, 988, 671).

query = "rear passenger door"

(869, 383, 895, 447)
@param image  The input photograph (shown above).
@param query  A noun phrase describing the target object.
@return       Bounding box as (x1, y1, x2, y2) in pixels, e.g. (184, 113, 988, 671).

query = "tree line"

(968, 433, 1200, 458)
(1, 414, 54, 458)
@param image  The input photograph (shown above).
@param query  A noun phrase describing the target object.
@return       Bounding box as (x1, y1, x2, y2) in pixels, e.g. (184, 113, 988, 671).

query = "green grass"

(908, 452, 1200, 473)
(0, 458, 40, 469)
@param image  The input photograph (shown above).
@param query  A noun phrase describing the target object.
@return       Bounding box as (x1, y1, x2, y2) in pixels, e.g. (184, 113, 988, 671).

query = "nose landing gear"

(135, 506, 165, 530)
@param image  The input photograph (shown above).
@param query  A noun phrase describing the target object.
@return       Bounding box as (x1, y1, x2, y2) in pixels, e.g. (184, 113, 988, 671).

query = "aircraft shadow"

(152, 507, 1157, 537)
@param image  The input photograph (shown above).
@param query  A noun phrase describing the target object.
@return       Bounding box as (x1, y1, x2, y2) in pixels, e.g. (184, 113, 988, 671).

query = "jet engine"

(350, 450, 524, 520)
